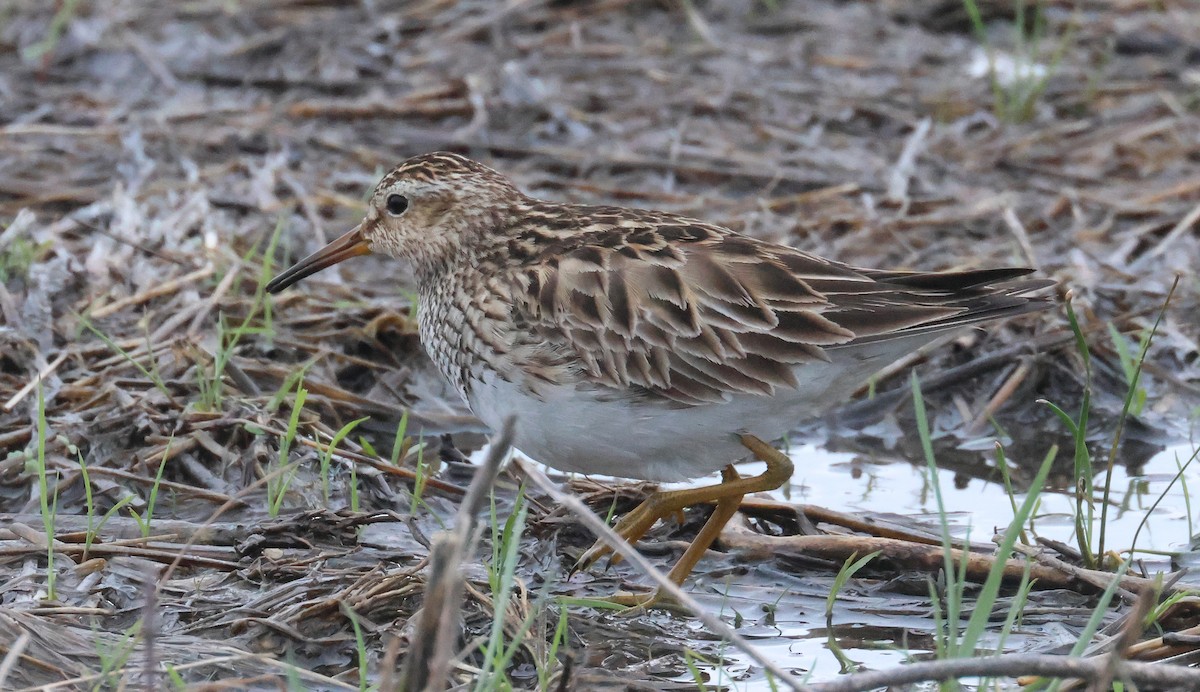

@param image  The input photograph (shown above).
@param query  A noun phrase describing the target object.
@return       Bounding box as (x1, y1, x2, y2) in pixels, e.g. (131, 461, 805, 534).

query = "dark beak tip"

(259, 224, 369, 296)
(263, 272, 295, 294)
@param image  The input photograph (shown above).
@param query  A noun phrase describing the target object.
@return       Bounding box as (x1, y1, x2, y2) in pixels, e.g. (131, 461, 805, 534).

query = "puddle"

(786, 441, 1200, 561)
(545, 436, 1200, 562)
(650, 439, 1197, 687)
(494, 432, 1199, 687)
(735, 439, 1197, 685)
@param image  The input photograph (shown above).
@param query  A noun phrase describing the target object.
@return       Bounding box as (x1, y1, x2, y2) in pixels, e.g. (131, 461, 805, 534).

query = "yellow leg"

(576, 434, 794, 606)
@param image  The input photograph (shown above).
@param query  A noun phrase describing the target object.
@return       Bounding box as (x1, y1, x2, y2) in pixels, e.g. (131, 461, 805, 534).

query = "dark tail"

(827, 268, 1055, 346)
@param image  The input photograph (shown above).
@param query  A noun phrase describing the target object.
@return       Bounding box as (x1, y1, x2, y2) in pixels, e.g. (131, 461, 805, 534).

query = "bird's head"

(266, 152, 518, 293)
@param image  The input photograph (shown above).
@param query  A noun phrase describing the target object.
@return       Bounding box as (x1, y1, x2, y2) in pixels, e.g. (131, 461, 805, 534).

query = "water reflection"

(784, 429, 1198, 560)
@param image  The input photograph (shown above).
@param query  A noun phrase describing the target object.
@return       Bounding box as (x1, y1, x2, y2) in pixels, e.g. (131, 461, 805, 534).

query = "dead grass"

(2, 0, 1199, 688)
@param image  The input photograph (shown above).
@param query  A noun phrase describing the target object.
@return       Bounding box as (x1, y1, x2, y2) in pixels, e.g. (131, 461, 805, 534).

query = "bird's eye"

(386, 194, 409, 216)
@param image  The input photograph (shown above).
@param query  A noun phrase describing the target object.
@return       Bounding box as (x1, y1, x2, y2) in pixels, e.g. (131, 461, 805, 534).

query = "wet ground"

(2, 0, 1200, 689)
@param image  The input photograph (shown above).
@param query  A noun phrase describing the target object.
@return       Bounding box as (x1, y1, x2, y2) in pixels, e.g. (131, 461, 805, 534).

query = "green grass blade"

(959, 444, 1057, 654)
(1098, 278, 1177, 557)
(911, 373, 961, 655)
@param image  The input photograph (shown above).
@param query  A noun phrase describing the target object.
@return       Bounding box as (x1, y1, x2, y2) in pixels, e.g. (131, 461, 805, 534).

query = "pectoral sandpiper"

(266, 152, 1051, 605)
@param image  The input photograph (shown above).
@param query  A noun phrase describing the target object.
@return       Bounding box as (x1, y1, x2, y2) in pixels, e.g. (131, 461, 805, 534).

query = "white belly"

(464, 351, 893, 482)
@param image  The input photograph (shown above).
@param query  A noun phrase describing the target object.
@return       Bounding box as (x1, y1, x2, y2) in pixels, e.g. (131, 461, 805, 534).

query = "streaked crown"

(362, 152, 521, 276)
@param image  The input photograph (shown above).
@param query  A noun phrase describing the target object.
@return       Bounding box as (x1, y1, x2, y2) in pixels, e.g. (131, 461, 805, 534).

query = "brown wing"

(513, 215, 1047, 405)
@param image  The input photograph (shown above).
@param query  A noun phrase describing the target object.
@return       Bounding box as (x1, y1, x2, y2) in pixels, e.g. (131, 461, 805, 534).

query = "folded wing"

(514, 218, 1049, 405)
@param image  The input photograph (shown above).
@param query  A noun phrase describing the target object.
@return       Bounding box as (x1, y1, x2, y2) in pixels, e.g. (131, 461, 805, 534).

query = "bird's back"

(462, 202, 1051, 407)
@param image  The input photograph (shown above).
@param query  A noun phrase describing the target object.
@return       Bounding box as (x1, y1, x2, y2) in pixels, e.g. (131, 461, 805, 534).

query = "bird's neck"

(431, 197, 529, 279)
(411, 226, 506, 289)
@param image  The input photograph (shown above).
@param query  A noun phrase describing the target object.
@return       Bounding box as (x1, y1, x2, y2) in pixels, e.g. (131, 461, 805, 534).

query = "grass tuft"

(129, 439, 172, 538)
(825, 550, 879, 673)
(321, 417, 369, 505)
(32, 383, 57, 601)
(475, 485, 532, 690)
(961, 0, 1076, 122)
(913, 372, 1056, 663)
(78, 314, 170, 397)
(269, 379, 308, 517)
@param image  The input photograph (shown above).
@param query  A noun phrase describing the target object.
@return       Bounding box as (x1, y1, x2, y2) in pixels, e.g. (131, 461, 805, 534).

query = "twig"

(0, 123, 120, 136)
(722, 523, 1072, 588)
(1003, 206, 1040, 269)
(148, 261, 238, 342)
(0, 541, 239, 569)
(88, 263, 214, 319)
(0, 632, 30, 689)
(122, 29, 178, 90)
(522, 463, 810, 691)
(966, 357, 1032, 434)
(1091, 583, 1157, 692)
(440, 0, 544, 41)
(141, 563, 159, 692)
(886, 116, 931, 210)
(245, 422, 467, 496)
(400, 417, 515, 690)
(1125, 621, 1200, 662)
(808, 652, 1200, 692)
(1135, 198, 1200, 266)
(3, 352, 68, 412)
(183, 259, 241, 337)
(1012, 543, 1187, 605)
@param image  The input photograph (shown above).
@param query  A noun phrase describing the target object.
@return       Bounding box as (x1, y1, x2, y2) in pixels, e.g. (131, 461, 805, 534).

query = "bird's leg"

(575, 434, 794, 607)
(603, 465, 747, 609)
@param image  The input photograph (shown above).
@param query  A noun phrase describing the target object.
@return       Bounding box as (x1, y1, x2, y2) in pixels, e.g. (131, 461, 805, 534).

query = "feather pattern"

(503, 209, 1049, 405)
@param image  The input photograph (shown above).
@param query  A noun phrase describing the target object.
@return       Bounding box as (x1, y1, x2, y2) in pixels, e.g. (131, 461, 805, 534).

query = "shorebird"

(266, 152, 1050, 605)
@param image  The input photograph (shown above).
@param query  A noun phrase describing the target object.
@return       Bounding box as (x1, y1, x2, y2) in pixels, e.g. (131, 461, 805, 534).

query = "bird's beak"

(266, 224, 371, 293)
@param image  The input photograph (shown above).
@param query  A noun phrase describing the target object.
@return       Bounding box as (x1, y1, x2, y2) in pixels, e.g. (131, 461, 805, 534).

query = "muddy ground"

(1, 0, 1199, 689)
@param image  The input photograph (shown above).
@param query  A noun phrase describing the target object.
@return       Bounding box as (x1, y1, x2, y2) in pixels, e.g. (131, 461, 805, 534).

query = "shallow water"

(786, 441, 1200, 561)
(729, 439, 1198, 685)
(498, 433, 1199, 687)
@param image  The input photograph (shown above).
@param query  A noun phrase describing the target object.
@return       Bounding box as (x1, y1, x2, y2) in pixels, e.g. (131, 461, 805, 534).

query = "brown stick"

(808, 653, 1200, 692)
(399, 417, 515, 691)
(721, 523, 1073, 588)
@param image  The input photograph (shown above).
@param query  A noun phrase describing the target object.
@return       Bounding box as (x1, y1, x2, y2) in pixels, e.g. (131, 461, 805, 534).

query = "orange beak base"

(266, 225, 371, 294)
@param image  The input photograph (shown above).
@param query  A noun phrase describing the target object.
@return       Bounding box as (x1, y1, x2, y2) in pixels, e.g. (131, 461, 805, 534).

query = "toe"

(574, 537, 615, 573)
